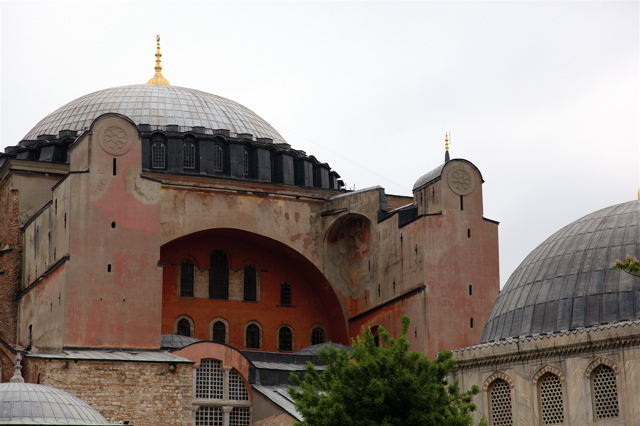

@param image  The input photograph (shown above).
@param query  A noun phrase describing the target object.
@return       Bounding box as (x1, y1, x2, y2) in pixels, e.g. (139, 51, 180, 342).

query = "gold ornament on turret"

(147, 35, 170, 85)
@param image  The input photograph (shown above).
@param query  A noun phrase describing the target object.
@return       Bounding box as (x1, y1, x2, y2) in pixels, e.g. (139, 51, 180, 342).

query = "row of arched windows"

(180, 255, 293, 305)
(175, 316, 326, 350)
(486, 362, 619, 425)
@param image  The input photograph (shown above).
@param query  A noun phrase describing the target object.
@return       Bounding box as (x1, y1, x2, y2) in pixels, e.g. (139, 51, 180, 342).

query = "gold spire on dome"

(445, 133, 450, 151)
(147, 35, 170, 85)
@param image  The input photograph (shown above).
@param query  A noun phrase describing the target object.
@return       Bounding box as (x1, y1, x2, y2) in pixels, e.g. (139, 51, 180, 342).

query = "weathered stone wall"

(25, 358, 194, 426)
(0, 175, 20, 363)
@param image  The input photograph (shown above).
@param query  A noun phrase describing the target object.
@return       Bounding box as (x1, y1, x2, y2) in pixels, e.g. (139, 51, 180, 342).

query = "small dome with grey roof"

(482, 200, 640, 343)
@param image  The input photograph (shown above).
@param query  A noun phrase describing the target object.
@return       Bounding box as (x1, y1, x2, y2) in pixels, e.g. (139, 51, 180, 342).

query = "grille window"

(184, 140, 196, 169)
(243, 149, 249, 176)
(278, 326, 293, 351)
(212, 321, 226, 344)
(177, 318, 191, 337)
(489, 379, 513, 426)
(209, 251, 229, 300)
(229, 369, 249, 400)
(195, 406, 223, 425)
(280, 282, 292, 306)
(246, 324, 260, 349)
(591, 365, 619, 419)
(151, 140, 165, 169)
(229, 407, 251, 426)
(214, 145, 224, 172)
(196, 359, 224, 399)
(311, 327, 326, 345)
(243, 265, 257, 302)
(539, 373, 564, 424)
(180, 260, 194, 297)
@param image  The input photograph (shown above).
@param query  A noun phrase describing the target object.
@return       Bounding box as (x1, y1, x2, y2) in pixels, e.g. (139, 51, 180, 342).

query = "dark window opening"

(311, 327, 326, 345)
(467, 229, 471, 238)
(280, 282, 292, 306)
(209, 251, 229, 300)
(460, 195, 464, 211)
(279, 326, 293, 351)
(214, 145, 224, 172)
(243, 265, 257, 301)
(107, 264, 112, 272)
(180, 260, 194, 297)
(246, 324, 260, 349)
(212, 321, 226, 344)
(470, 318, 474, 328)
(183, 140, 196, 169)
(243, 149, 249, 176)
(151, 136, 166, 169)
(371, 326, 380, 347)
(469, 285, 473, 295)
(177, 318, 191, 337)
(112, 158, 117, 176)
(111, 222, 116, 228)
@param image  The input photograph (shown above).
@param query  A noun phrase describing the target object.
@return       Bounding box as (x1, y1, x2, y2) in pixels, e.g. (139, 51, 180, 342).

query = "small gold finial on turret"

(147, 35, 170, 85)
(445, 133, 450, 151)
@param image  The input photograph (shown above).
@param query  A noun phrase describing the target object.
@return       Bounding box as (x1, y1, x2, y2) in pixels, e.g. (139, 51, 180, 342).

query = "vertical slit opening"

(113, 158, 117, 176)
(460, 195, 464, 211)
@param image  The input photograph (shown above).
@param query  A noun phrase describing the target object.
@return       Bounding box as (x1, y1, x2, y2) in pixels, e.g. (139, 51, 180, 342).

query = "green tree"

(613, 255, 640, 277)
(288, 316, 480, 426)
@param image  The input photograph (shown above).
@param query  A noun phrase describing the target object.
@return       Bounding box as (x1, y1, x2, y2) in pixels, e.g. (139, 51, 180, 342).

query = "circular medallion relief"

(99, 126, 131, 155)
(447, 166, 476, 195)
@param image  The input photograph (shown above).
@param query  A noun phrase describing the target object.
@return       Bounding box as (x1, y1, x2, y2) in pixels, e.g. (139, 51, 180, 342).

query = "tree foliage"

(613, 255, 640, 277)
(288, 316, 480, 426)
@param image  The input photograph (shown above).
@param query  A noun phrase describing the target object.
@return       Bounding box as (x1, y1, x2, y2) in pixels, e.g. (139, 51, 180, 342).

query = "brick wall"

(25, 358, 194, 426)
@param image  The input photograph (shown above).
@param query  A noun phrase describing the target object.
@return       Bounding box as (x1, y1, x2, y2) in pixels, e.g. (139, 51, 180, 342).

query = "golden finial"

(147, 35, 170, 85)
(445, 133, 449, 151)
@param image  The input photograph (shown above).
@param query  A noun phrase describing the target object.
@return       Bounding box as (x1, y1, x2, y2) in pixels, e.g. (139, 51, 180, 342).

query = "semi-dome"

(0, 382, 112, 425)
(23, 84, 287, 144)
(482, 200, 640, 343)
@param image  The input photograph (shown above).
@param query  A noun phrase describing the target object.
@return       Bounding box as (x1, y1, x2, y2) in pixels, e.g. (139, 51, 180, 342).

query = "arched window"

(195, 359, 251, 425)
(278, 326, 293, 351)
(280, 282, 292, 306)
(243, 149, 250, 177)
(212, 321, 226, 344)
(196, 359, 224, 399)
(538, 373, 564, 424)
(214, 145, 224, 172)
(489, 378, 513, 426)
(151, 135, 166, 169)
(229, 369, 250, 400)
(209, 251, 229, 300)
(311, 327, 326, 345)
(177, 318, 191, 337)
(243, 265, 257, 302)
(183, 140, 196, 169)
(180, 260, 194, 297)
(591, 364, 619, 419)
(245, 323, 261, 349)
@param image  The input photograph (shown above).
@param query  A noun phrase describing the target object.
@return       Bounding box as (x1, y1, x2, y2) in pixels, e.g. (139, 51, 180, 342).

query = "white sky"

(1, 0, 638, 287)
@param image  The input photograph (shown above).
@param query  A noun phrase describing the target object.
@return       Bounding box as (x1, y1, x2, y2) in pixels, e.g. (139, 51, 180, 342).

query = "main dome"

(23, 84, 287, 144)
(481, 200, 640, 343)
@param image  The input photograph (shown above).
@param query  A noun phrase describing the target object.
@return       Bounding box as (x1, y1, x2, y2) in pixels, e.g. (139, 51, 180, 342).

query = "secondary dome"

(23, 84, 287, 144)
(481, 200, 640, 343)
(0, 382, 112, 425)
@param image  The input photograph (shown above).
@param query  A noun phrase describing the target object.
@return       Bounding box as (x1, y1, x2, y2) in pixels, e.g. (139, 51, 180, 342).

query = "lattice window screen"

(592, 365, 619, 419)
(195, 406, 223, 425)
(229, 369, 249, 400)
(196, 359, 224, 399)
(539, 373, 564, 424)
(229, 407, 251, 425)
(489, 379, 513, 426)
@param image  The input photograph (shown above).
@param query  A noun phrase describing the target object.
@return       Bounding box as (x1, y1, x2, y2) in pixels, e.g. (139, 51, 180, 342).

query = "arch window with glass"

(280, 282, 292, 306)
(194, 359, 251, 425)
(212, 321, 227, 344)
(214, 145, 224, 172)
(176, 316, 193, 337)
(245, 323, 261, 349)
(151, 134, 166, 169)
(243, 149, 250, 177)
(278, 326, 293, 351)
(311, 326, 326, 345)
(488, 378, 513, 426)
(180, 260, 194, 297)
(243, 265, 257, 302)
(538, 373, 564, 425)
(209, 250, 229, 300)
(591, 364, 619, 420)
(183, 139, 196, 169)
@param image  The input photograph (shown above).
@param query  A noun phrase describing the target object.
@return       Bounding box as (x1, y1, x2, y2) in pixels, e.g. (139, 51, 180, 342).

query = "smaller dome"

(0, 382, 112, 425)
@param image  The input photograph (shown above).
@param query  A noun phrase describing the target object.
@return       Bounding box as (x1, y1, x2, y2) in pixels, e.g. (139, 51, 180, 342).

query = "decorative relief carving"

(532, 365, 565, 386)
(585, 357, 619, 377)
(447, 166, 475, 195)
(483, 372, 515, 392)
(99, 126, 131, 155)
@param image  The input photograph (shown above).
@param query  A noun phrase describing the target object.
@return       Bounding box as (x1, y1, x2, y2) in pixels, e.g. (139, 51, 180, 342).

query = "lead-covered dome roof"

(481, 200, 640, 343)
(23, 84, 287, 144)
(0, 382, 112, 425)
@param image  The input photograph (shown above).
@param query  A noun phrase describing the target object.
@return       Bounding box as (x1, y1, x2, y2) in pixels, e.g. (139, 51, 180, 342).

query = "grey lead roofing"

(481, 200, 640, 343)
(23, 84, 287, 144)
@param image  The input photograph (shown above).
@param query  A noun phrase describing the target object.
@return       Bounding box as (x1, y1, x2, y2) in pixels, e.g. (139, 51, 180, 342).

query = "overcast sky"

(1, 1, 638, 287)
